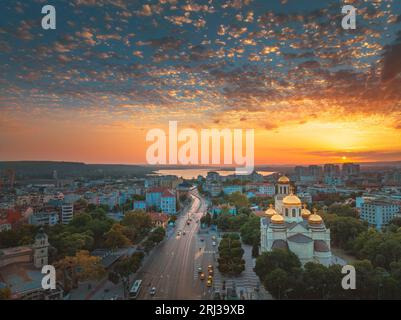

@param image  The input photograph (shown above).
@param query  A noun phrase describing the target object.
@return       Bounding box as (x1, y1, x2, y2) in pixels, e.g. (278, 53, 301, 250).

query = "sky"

(1, 0, 401, 165)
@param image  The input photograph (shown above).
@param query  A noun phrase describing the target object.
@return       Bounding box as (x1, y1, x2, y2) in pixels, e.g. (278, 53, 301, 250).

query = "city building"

(296, 192, 313, 204)
(323, 164, 340, 177)
(61, 204, 74, 224)
(342, 163, 360, 177)
(0, 219, 11, 232)
(204, 181, 222, 197)
(133, 200, 146, 210)
(260, 176, 332, 266)
(223, 185, 243, 195)
(146, 187, 164, 209)
(161, 190, 177, 215)
(360, 200, 400, 230)
(210, 205, 237, 216)
(148, 212, 169, 228)
(28, 211, 59, 226)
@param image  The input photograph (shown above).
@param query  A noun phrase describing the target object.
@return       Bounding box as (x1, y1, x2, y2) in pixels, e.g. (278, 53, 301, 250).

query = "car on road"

(208, 269, 214, 276)
(149, 287, 156, 296)
(208, 265, 213, 270)
(177, 231, 181, 236)
(212, 236, 216, 240)
(208, 275, 213, 281)
(197, 267, 203, 273)
(207, 279, 212, 287)
(212, 241, 216, 246)
(200, 272, 205, 280)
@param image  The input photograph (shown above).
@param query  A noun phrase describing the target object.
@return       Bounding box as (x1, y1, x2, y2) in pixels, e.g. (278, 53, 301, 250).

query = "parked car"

(150, 287, 156, 296)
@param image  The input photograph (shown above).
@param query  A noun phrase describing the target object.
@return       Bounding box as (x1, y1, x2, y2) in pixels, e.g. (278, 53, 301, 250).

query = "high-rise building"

(342, 163, 360, 176)
(323, 164, 340, 177)
(61, 204, 74, 225)
(309, 165, 323, 178)
(360, 200, 400, 230)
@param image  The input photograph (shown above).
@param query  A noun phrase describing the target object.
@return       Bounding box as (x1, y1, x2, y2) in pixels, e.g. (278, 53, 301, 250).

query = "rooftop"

(0, 263, 43, 295)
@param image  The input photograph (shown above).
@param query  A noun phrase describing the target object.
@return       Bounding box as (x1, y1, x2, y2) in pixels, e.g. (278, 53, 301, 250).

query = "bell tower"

(33, 227, 49, 268)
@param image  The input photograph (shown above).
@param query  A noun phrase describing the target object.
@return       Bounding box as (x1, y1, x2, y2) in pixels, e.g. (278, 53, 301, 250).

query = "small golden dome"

(277, 176, 290, 184)
(265, 204, 277, 217)
(271, 214, 284, 224)
(301, 204, 311, 218)
(308, 209, 323, 224)
(283, 193, 302, 206)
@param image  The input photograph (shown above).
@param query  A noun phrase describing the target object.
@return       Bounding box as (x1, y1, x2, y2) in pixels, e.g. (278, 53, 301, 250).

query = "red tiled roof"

(7, 209, 22, 224)
(148, 212, 169, 223)
(161, 190, 175, 198)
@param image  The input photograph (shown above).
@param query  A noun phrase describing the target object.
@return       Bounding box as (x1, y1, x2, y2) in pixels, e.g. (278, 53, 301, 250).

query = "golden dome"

(277, 176, 290, 184)
(301, 204, 311, 218)
(271, 214, 284, 224)
(265, 204, 277, 217)
(283, 193, 302, 206)
(308, 209, 323, 224)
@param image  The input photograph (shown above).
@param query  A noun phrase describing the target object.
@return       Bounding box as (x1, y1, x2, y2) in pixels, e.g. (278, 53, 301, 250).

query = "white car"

(150, 287, 156, 296)
(212, 241, 216, 246)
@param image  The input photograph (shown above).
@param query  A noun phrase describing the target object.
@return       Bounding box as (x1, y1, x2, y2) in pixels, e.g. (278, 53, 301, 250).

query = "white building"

(61, 204, 74, 225)
(28, 211, 59, 226)
(260, 176, 332, 266)
(0, 220, 11, 232)
(360, 200, 400, 230)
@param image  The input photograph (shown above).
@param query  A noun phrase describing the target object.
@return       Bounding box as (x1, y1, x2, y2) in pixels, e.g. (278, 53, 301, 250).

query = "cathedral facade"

(260, 176, 332, 266)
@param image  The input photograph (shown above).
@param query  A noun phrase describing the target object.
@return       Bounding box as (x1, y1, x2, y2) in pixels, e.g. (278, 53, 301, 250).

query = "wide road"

(136, 190, 211, 300)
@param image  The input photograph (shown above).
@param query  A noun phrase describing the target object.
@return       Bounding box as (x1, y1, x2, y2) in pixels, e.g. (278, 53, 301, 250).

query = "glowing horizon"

(1, 0, 401, 165)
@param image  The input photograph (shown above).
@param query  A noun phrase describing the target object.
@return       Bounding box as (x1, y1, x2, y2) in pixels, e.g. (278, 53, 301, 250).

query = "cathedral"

(260, 176, 332, 266)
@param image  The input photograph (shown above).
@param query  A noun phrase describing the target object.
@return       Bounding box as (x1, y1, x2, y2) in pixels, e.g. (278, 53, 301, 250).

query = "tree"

(254, 249, 301, 281)
(328, 204, 358, 218)
(217, 233, 245, 276)
(201, 212, 212, 226)
(227, 192, 249, 208)
(264, 268, 290, 299)
(56, 250, 105, 293)
(0, 287, 11, 300)
(323, 214, 367, 250)
(240, 215, 260, 246)
(148, 227, 166, 244)
(104, 224, 132, 249)
(113, 252, 144, 298)
(0, 224, 37, 249)
(121, 211, 152, 242)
